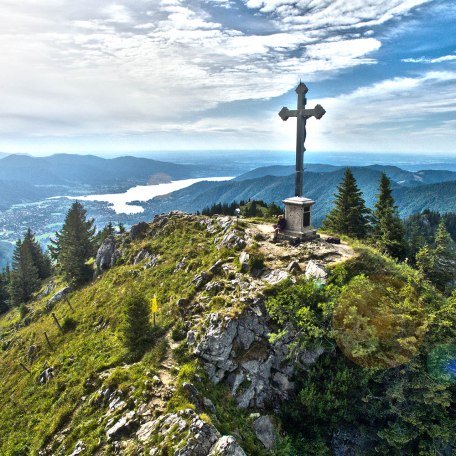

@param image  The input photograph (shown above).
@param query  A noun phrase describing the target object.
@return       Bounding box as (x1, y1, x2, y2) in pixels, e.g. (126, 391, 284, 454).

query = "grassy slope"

(0, 217, 232, 455)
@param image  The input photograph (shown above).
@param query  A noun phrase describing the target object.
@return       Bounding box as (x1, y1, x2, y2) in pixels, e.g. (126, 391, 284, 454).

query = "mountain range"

(142, 164, 456, 225)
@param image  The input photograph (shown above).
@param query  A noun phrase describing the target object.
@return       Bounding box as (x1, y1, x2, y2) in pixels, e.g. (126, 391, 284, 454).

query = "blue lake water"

(68, 177, 234, 214)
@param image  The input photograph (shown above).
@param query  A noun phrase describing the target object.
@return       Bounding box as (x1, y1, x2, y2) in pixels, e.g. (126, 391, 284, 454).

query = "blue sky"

(0, 0, 455, 155)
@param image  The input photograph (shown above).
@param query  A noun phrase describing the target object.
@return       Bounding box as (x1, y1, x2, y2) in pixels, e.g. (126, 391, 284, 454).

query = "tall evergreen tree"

(416, 220, 456, 292)
(50, 202, 96, 286)
(9, 239, 40, 306)
(23, 228, 51, 279)
(372, 173, 406, 260)
(322, 168, 370, 238)
(0, 269, 10, 314)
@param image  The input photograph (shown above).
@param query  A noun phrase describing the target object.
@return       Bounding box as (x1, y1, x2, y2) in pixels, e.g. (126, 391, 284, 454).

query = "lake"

(69, 177, 234, 214)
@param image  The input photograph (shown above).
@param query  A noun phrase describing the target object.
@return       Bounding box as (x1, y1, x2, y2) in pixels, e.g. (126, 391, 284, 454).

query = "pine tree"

(120, 290, 153, 356)
(372, 174, 406, 260)
(416, 220, 456, 292)
(23, 228, 51, 279)
(9, 239, 40, 306)
(322, 168, 370, 238)
(50, 202, 96, 286)
(0, 270, 10, 314)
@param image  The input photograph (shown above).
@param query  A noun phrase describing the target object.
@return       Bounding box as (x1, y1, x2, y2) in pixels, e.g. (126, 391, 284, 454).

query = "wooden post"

(52, 313, 64, 333)
(65, 297, 73, 311)
(44, 332, 53, 350)
(19, 363, 31, 374)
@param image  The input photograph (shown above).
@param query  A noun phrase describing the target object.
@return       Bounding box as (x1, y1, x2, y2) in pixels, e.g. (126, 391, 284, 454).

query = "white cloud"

(402, 54, 456, 63)
(0, 0, 439, 153)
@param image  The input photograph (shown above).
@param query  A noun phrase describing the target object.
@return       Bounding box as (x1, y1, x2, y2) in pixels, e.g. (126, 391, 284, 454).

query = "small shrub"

(62, 316, 78, 332)
(19, 304, 29, 320)
(120, 290, 153, 358)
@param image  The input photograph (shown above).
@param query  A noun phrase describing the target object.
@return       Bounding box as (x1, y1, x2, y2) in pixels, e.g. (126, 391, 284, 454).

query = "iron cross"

(278, 82, 326, 197)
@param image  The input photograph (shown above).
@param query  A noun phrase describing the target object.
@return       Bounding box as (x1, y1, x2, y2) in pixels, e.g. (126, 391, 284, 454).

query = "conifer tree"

(50, 202, 96, 286)
(416, 219, 456, 292)
(322, 168, 370, 238)
(9, 239, 40, 306)
(372, 173, 406, 260)
(0, 270, 10, 314)
(120, 290, 152, 356)
(23, 228, 51, 279)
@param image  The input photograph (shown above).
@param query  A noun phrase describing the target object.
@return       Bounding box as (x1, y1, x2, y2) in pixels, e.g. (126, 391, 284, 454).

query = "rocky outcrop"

(252, 416, 276, 450)
(219, 231, 246, 250)
(106, 411, 138, 441)
(137, 409, 225, 455)
(46, 287, 71, 310)
(305, 260, 328, 283)
(209, 436, 247, 455)
(195, 303, 323, 409)
(96, 237, 120, 271)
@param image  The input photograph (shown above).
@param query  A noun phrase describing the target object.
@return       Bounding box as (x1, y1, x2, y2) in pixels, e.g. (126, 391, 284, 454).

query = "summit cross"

(278, 82, 326, 197)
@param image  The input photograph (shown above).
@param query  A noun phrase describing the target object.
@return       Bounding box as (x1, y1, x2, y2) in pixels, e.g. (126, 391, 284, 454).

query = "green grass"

(0, 216, 230, 455)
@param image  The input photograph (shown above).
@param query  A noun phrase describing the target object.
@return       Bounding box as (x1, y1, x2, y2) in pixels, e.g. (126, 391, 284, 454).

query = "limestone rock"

(220, 231, 246, 250)
(69, 440, 86, 456)
(137, 409, 220, 455)
(194, 304, 319, 409)
(239, 252, 250, 273)
(262, 269, 289, 285)
(38, 367, 54, 385)
(287, 260, 301, 273)
(106, 411, 138, 441)
(252, 416, 276, 450)
(193, 271, 212, 290)
(209, 259, 224, 274)
(209, 436, 247, 455)
(46, 287, 71, 310)
(96, 237, 120, 271)
(133, 248, 152, 264)
(305, 260, 328, 283)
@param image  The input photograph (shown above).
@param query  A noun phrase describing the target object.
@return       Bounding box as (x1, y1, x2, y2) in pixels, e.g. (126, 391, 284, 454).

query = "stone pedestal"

(280, 196, 317, 240)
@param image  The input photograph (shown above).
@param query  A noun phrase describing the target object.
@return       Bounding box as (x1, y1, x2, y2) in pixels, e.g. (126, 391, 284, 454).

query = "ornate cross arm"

(278, 104, 326, 121)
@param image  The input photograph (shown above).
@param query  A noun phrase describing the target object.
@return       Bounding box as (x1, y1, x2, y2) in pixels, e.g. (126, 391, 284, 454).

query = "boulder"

(287, 260, 301, 273)
(38, 367, 54, 385)
(137, 409, 220, 455)
(305, 260, 328, 283)
(46, 287, 71, 310)
(252, 416, 276, 450)
(239, 252, 250, 273)
(130, 221, 149, 240)
(209, 259, 224, 274)
(69, 440, 86, 456)
(133, 248, 152, 264)
(193, 271, 212, 290)
(106, 411, 138, 441)
(262, 269, 289, 285)
(96, 236, 120, 271)
(220, 231, 246, 250)
(209, 436, 247, 455)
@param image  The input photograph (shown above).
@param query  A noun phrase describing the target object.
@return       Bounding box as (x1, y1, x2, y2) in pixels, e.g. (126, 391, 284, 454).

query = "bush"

(19, 304, 29, 320)
(62, 316, 78, 332)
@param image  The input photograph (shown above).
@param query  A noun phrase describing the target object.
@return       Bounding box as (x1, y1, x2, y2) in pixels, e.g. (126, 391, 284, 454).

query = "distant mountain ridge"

(142, 165, 456, 226)
(0, 154, 201, 186)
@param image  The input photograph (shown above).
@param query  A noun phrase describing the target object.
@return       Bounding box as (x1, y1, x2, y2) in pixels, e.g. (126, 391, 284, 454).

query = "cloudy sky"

(0, 0, 455, 155)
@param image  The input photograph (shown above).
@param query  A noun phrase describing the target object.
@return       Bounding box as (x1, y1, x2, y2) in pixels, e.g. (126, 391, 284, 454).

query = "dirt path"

(247, 222, 355, 271)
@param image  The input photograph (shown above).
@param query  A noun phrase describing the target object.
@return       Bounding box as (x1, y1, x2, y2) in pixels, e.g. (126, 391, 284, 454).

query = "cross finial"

(295, 82, 308, 95)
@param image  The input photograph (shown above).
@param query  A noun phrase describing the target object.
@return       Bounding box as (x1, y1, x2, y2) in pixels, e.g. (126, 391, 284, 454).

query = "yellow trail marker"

(151, 295, 158, 327)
